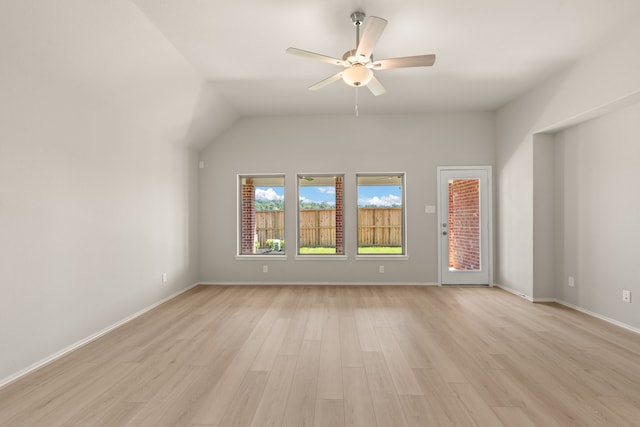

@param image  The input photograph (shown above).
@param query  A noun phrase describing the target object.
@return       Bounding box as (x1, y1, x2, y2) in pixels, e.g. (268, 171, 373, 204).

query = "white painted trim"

(494, 284, 534, 301)
(235, 255, 288, 261)
(0, 283, 200, 390)
(554, 299, 640, 335)
(294, 255, 349, 260)
(199, 281, 439, 286)
(494, 285, 640, 335)
(355, 255, 409, 261)
(437, 166, 493, 285)
(236, 172, 286, 257)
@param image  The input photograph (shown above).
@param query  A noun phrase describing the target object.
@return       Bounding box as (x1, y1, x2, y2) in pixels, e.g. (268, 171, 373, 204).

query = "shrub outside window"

(297, 175, 344, 255)
(357, 173, 405, 255)
(239, 175, 285, 255)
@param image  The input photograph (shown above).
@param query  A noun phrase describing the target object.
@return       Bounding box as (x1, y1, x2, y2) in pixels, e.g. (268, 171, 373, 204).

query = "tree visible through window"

(357, 174, 405, 255)
(239, 175, 285, 255)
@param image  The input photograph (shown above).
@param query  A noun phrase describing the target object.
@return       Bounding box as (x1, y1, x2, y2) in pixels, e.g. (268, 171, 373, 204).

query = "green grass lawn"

(299, 247, 336, 254)
(358, 247, 403, 254)
(299, 247, 402, 254)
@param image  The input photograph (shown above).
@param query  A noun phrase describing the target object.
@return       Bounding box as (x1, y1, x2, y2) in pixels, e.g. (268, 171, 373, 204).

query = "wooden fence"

(255, 208, 402, 247)
(358, 207, 403, 247)
(255, 210, 285, 247)
(298, 210, 336, 247)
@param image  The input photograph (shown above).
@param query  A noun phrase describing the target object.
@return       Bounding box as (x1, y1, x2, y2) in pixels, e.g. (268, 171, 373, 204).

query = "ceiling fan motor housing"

(342, 49, 371, 64)
(350, 11, 366, 26)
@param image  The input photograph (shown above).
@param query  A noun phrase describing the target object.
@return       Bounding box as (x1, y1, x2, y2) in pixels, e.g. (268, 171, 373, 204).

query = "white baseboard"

(494, 284, 639, 335)
(554, 299, 640, 335)
(494, 284, 534, 301)
(531, 297, 557, 303)
(198, 281, 440, 286)
(0, 282, 200, 390)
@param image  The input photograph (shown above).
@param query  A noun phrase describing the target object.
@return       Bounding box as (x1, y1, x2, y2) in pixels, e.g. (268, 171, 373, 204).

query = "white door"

(437, 167, 492, 285)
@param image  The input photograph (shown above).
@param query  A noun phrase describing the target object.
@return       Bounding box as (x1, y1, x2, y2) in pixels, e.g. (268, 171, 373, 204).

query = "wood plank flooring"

(1, 285, 640, 426)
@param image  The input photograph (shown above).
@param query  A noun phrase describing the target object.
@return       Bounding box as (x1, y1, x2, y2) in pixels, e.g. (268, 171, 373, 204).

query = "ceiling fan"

(286, 11, 436, 96)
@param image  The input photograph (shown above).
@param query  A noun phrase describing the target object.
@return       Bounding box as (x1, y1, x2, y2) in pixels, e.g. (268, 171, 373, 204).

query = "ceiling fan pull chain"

(355, 87, 359, 117)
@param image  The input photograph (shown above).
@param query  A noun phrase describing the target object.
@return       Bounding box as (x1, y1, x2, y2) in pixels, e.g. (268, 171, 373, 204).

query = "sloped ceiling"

(133, 0, 640, 117)
(1, 0, 222, 150)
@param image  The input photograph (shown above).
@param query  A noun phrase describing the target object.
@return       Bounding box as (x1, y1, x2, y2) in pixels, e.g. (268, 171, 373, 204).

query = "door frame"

(436, 166, 493, 285)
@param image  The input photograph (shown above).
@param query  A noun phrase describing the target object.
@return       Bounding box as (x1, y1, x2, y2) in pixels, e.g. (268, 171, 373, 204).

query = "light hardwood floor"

(1, 285, 640, 426)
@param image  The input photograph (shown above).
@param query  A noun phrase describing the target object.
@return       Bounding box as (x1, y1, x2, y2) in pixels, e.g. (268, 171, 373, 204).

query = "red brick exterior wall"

(241, 178, 256, 254)
(335, 176, 344, 254)
(448, 179, 480, 270)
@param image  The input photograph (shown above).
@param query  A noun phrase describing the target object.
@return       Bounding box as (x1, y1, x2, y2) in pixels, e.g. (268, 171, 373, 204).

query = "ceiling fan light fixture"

(286, 11, 435, 96)
(342, 64, 373, 87)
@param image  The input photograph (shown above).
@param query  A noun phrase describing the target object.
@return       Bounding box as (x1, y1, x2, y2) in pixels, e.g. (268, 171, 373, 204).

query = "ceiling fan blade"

(366, 75, 386, 96)
(373, 54, 436, 70)
(286, 47, 347, 66)
(308, 72, 343, 91)
(355, 16, 387, 60)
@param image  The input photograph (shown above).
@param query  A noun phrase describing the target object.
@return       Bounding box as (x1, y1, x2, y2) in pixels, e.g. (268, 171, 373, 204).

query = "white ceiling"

(132, 0, 640, 116)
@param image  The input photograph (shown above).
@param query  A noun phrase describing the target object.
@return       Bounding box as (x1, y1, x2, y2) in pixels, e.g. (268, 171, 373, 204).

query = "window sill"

(235, 255, 288, 261)
(294, 255, 348, 261)
(355, 255, 409, 261)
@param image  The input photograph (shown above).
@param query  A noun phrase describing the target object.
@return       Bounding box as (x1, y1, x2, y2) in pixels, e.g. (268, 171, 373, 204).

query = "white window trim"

(296, 173, 346, 257)
(355, 172, 408, 257)
(355, 255, 409, 261)
(235, 255, 288, 261)
(294, 254, 349, 261)
(237, 173, 286, 257)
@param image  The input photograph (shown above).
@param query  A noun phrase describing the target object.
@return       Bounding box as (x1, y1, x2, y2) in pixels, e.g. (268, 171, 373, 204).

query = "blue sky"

(357, 185, 402, 207)
(298, 185, 402, 207)
(255, 185, 402, 207)
(299, 186, 335, 205)
(255, 186, 283, 201)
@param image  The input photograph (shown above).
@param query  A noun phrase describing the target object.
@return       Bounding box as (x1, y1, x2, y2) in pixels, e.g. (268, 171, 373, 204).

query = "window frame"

(295, 173, 347, 260)
(236, 173, 287, 260)
(355, 172, 408, 259)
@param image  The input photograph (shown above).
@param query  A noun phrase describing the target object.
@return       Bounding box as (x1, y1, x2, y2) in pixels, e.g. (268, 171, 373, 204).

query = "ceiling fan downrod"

(350, 11, 366, 47)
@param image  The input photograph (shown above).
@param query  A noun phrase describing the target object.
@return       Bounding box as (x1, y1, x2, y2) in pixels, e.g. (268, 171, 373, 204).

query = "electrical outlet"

(379, 265, 385, 273)
(262, 265, 268, 273)
(568, 276, 574, 287)
(622, 290, 631, 303)
(162, 273, 167, 283)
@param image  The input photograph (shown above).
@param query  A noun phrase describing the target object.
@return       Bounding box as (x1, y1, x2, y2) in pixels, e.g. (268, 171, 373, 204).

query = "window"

(297, 175, 344, 255)
(239, 175, 285, 255)
(357, 173, 405, 255)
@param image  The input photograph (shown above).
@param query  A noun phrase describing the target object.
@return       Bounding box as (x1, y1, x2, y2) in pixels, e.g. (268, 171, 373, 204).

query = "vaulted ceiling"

(132, 0, 640, 116)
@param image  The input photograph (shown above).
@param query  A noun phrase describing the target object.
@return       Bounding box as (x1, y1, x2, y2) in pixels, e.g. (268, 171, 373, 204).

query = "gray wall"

(554, 102, 640, 328)
(0, 1, 203, 383)
(495, 22, 640, 331)
(199, 113, 494, 284)
(496, 23, 640, 300)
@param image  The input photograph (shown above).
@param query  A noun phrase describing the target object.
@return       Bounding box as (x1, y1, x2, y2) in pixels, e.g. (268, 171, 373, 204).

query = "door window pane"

(448, 179, 480, 270)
